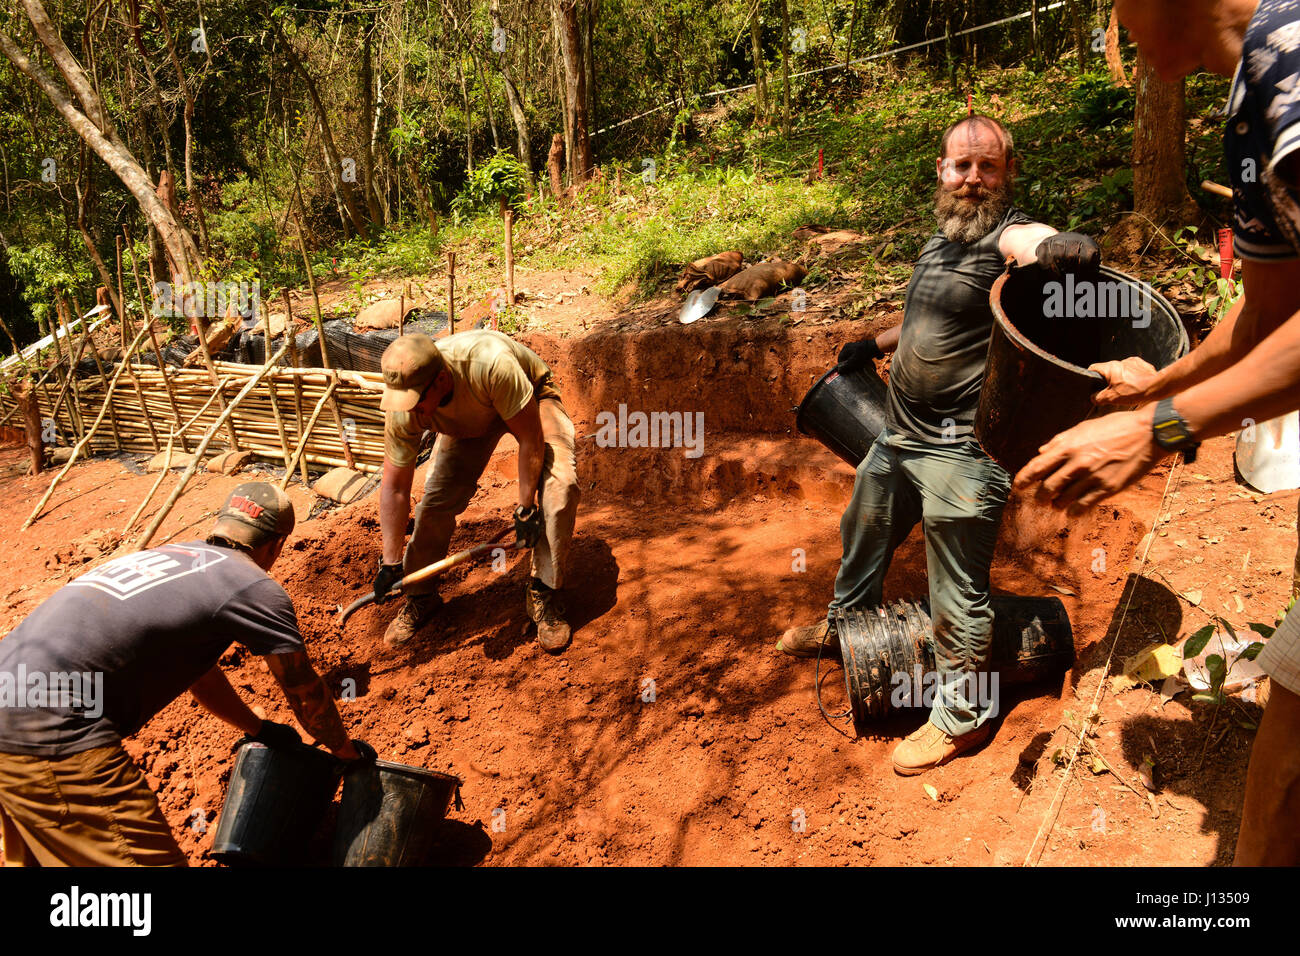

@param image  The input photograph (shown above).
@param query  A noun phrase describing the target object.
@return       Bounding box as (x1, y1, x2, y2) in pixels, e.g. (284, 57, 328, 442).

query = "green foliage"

(1069, 72, 1136, 129)
(452, 151, 529, 221)
(1163, 226, 1243, 322)
(4, 243, 93, 333)
(1183, 617, 1265, 706)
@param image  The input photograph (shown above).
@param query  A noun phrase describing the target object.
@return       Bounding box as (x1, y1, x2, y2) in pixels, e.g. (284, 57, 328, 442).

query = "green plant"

(1164, 226, 1243, 322)
(452, 150, 529, 220)
(1069, 72, 1136, 129)
(1182, 618, 1270, 727)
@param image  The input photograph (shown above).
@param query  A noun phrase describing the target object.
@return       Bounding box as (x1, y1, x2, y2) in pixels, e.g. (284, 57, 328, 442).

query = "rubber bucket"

(211, 741, 342, 866)
(795, 363, 890, 467)
(832, 595, 1074, 737)
(332, 760, 462, 867)
(975, 263, 1189, 475)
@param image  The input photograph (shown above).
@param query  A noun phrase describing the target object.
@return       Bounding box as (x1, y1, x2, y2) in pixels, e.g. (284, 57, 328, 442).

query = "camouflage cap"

(380, 333, 446, 412)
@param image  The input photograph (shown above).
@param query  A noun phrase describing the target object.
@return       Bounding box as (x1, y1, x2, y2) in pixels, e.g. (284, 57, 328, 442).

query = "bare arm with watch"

(1013, 255, 1300, 513)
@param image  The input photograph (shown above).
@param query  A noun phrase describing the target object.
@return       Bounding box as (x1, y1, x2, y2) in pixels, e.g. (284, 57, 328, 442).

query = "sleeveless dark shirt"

(885, 206, 1035, 442)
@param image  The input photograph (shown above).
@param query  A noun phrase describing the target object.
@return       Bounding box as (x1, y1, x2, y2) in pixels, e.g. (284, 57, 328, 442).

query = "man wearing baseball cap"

(0, 482, 367, 866)
(375, 329, 580, 652)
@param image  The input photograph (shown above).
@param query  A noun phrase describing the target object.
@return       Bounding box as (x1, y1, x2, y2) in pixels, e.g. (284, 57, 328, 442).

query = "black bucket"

(975, 264, 1189, 475)
(211, 741, 342, 866)
(832, 595, 1074, 737)
(795, 363, 890, 467)
(332, 760, 462, 867)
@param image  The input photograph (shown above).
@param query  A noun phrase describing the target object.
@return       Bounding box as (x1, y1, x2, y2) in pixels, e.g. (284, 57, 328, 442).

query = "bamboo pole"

(124, 433, 173, 534)
(279, 380, 338, 491)
(281, 289, 310, 485)
(116, 235, 127, 353)
(126, 230, 191, 453)
(70, 294, 125, 452)
(21, 321, 155, 530)
(134, 339, 292, 550)
(447, 251, 456, 333)
(266, 378, 294, 477)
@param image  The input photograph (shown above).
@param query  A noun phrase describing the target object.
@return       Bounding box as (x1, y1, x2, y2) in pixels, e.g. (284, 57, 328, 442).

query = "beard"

(933, 177, 1014, 244)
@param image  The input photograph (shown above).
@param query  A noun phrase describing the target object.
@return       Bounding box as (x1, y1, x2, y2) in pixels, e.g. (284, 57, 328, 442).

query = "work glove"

(338, 739, 378, 773)
(242, 720, 301, 751)
(836, 337, 882, 374)
(373, 561, 404, 605)
(1035, 231, 1101, 275)
(513, 504, 542, 549)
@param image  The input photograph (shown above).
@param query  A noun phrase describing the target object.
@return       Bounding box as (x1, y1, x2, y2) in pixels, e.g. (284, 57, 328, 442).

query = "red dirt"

(0, 310, 1291, 866)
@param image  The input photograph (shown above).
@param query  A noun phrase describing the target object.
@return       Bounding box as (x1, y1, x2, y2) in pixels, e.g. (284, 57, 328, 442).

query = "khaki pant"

(0, 743, 186, 867)
(404, 397, 580, 594)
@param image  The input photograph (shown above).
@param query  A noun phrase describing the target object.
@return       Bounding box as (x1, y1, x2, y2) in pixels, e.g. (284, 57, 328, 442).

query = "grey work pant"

(828, 426, 1012, 735)
(403, 398, 580, 596)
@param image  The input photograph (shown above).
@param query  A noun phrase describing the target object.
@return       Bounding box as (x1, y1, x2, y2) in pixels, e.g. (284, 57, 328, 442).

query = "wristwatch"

(1152, 397, 1199, 463)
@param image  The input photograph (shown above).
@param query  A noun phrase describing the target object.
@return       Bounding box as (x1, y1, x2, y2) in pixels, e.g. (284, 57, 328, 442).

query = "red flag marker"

(967, 92, 973, 116)
(818, 148, 824, 179)
(1218, 228, 1234, 279)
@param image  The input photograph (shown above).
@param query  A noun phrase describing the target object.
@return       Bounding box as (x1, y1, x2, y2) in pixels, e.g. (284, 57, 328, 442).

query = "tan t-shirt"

(384, 330, 559, 467)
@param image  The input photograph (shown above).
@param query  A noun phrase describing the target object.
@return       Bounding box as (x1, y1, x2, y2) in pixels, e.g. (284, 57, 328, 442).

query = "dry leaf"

(1182, 589, 1203, 606)
(1047, 584, 1077, 597)
(1089, 756, 1110, 775)
(923, 784, 939, 802)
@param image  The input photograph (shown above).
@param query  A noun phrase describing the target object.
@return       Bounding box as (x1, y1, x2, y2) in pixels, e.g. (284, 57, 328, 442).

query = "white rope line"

(593, 2, 1068, 137)
(1021, 457, 1183, 867)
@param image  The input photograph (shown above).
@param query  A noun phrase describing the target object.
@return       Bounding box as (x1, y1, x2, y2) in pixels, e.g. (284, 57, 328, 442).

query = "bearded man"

(777, 114, 1101, 775)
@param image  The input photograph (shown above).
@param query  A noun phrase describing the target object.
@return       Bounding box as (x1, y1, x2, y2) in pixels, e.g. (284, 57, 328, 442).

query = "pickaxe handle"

(337, 527, 515, 626)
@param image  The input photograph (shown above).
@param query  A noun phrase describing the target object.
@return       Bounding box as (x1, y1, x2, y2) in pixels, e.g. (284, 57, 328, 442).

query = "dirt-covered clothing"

(884, 206, 1035, 443)
(403, 398, 580, 592)
(0, 743, 186, 867)
(0, 542, 302, 758)
(383, 330, 560, 467)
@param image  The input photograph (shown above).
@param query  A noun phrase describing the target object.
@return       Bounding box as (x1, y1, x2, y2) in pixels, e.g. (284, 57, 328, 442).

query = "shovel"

(337, 527, 515, 626)
(679, 285, 721, 324)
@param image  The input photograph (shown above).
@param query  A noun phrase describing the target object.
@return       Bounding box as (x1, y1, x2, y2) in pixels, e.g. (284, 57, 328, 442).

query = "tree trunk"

(547, 133, 565, 201)
(360, 17, 385, 226)
(1105, 6, 1128, 86)
(844, 0, 860, 68)
(16, 379, 43, 476)
(1132, 52, 1195, 224)
(153, 0, 211, 259)
(491, 0, 532, 169)
(272, 18, 369, 235)
(779, 0, 791, 135)
(555, 0, 592, 184)
(752, 5, 767, 118)
(0, 3, 197, 288)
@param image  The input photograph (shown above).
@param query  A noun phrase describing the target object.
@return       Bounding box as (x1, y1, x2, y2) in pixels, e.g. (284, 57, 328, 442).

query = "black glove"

(339, 739, 378, 772)
(373, 562, 404, 605)
(513, 504, 542, 549)
(1035, 231, 1101, 275)
(836, 337, 882, 373)
(247, 720, 301, 750)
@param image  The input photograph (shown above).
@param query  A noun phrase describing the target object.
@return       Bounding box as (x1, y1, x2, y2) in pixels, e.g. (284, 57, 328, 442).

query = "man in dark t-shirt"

(778, 115, 1101, 775)
(0, 482, 366, 866)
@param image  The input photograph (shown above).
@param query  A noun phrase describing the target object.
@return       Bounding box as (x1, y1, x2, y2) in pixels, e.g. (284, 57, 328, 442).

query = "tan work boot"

(526, 579, 571, 654)
(776, 619, 839, 658)
(891, 719, 992, 776)
(383, 594, 441, 648)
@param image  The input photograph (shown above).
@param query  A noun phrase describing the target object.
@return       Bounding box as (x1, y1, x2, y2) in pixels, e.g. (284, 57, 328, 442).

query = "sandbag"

(675, 251, 745, 292)
(718, 258, 808, 302)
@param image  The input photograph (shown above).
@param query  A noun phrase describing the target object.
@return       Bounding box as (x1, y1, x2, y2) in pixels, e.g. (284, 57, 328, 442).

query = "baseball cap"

(380, 333, 446, 412)
(209, 482, 295, 548)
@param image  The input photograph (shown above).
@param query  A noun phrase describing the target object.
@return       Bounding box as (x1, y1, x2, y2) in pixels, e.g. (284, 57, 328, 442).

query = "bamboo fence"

(0, 352, 388, 478)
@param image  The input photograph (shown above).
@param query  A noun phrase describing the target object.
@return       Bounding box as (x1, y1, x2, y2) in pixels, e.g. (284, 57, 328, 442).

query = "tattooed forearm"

(265, 651, 351, 753)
